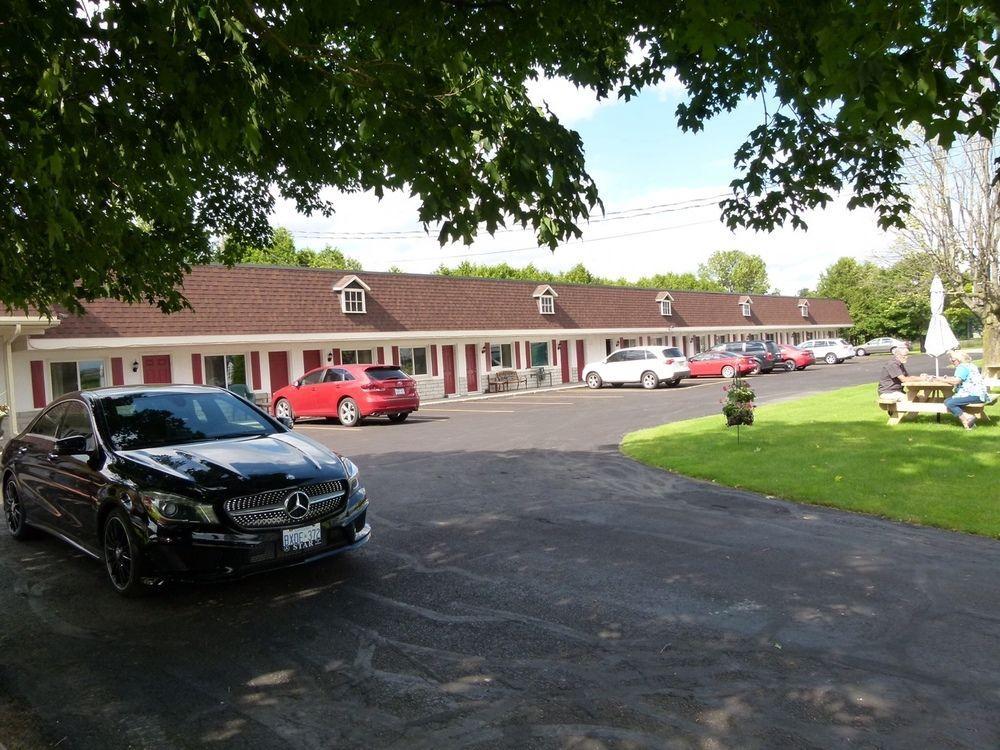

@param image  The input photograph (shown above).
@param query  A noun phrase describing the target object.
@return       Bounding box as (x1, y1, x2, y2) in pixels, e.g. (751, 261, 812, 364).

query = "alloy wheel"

(721, 365, 735, 379)
(586, 373, 602, 389)
(104, 517, 133, 592)
(339, 399, 359, 427)
(3, 480, 22, 534)
(275, 399, 292, 419)
(641, 372, 659, 390)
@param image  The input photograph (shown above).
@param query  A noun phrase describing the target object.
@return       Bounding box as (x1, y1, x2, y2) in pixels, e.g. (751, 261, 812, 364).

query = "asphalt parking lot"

(2, 355, 999, 749)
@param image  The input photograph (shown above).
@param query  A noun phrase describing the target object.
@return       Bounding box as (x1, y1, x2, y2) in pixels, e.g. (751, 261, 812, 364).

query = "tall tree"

(814, 254, 975, 345)
(893, 135, 1000, 363)
(697, 250, 770, 294)
(433, 261, 727, 291)
(230, 228, 362, 270)
(3, 2, 998, 313)
(633, 272, 724, 292)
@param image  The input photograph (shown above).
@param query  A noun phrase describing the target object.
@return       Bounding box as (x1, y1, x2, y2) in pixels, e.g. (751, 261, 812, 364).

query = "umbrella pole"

(935, 356, 939, 376)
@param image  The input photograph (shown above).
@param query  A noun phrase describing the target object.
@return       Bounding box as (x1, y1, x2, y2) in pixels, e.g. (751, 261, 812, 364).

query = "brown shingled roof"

(39, 265, 851, 339)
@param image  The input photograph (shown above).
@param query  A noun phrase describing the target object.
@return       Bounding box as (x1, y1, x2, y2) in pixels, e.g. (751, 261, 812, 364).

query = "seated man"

(877, 345, 922, 402)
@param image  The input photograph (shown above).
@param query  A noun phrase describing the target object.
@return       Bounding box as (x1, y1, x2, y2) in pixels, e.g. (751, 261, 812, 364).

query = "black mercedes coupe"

(1, 386, 370, 595)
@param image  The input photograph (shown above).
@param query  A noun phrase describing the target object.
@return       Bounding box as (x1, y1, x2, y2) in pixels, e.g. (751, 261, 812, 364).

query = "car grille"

(223, 480, 347, 530)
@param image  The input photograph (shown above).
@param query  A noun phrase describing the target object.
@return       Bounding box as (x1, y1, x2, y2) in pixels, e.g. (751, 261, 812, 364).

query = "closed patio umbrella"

(924, 275, 960, 375)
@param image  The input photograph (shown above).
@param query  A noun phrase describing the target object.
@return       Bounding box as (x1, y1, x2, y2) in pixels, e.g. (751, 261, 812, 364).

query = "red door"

(442, 345, 456, 395)
(303, 349, 322, 375)
(575, 340, 585, 380)
(141, 355, 172, 384)
(465, 344, 479, 393)
(559, 340, 570, 383)
(268, 351, 289, 392)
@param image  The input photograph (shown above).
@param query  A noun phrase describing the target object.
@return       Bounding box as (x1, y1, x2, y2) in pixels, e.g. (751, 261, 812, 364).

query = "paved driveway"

(2, 356, 998, 749)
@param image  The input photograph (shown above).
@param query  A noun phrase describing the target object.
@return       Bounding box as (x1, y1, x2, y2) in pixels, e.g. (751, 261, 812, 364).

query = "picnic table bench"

(487, 369, 528, 393)
(877, 378, 997, 425)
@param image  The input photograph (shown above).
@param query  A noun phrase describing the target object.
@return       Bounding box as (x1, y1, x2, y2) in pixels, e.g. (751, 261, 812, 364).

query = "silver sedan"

(855, 337, 909, 356)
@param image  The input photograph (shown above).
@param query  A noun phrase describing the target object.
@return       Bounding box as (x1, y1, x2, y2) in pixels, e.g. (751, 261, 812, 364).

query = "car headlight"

(340, 456, 361, 494)
(141, 491, 219, 525)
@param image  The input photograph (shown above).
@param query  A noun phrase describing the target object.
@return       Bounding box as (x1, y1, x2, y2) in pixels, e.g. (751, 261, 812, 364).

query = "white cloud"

(525, 43, 684, 125)
(525, 76, 615, 124)
(271, 185, 895, 295)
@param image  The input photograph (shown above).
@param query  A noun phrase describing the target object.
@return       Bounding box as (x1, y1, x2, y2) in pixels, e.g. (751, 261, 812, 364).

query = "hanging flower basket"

(722, 378, 756, 430)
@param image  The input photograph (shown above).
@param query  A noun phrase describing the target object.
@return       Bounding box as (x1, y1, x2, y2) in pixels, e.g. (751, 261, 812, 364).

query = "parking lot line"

(421, 407, 517, 413)
(488, 400, 574, 406)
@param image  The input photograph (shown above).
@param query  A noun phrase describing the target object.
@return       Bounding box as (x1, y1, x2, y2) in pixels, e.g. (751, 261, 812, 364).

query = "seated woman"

(943, 350, 990, 429)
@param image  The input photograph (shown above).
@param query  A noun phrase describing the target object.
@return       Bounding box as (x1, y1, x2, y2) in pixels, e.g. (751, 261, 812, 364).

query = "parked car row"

(581, 337, 866, 389)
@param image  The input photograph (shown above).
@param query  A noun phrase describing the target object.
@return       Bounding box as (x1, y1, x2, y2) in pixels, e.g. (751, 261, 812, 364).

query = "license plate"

(282, 523, 322, 553)
(394, 387, 405, 395)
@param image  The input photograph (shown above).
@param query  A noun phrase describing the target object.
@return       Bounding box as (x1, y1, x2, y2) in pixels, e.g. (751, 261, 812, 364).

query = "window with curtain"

(204, 354, 247, 388)
(490, 343, 513, 368)
(529, 342, 550, 366)
(399, 347, 428, 376)
(50, 360, 105, 398)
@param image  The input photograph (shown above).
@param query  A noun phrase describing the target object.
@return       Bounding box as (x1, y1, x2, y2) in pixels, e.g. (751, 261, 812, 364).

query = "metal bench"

(487, 369, 528, 393)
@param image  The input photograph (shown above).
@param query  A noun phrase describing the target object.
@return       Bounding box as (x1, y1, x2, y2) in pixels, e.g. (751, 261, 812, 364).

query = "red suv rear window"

(365, 367, 409, 381)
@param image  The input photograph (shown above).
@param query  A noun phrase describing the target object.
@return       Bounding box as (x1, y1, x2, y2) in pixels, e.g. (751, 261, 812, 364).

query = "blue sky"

(271, 80, 895, 294)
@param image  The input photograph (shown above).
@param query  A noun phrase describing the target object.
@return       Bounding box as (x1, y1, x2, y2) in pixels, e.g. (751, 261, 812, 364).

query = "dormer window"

(532, 284, 558, 315)
(655, 291, 674, 316)
(798, 299, 810, 318)
(739, 296, 752, 317)
(332, 274, 371, 314)
(343, 288, 366, 313)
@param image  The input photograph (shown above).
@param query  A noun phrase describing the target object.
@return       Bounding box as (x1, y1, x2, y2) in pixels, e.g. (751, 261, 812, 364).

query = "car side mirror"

(53, 434, 89, 455)
(293, 380, 302, 388)
(277, 416, 294, 429)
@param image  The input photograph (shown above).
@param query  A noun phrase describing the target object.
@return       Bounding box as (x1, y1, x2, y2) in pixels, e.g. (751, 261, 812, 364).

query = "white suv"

(583, 346, 691, 389)
(799, 338, 856, 364)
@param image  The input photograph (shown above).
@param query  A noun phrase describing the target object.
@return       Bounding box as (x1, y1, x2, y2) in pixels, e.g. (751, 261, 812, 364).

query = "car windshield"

(99, 391, 276, 450)
(365, 367, 409, 381)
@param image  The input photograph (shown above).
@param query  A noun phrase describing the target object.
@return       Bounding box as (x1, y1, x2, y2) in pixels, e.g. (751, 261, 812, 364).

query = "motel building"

(0, 266, 852, 432)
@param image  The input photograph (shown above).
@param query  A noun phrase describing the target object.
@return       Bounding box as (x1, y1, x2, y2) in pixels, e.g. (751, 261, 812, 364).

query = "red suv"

(272, 365, 420, 427)
(777, 344, 815, 372)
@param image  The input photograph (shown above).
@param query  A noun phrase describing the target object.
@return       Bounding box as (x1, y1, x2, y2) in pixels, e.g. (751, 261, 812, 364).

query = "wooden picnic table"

(877, 377, 996, 425)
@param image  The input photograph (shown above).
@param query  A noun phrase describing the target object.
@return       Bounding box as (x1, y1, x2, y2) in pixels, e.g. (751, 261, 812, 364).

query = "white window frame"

(799, 304, 809, 318)
(398, 346, 429, 377)
(660, 300, 672, 316)
(538, 294, 555, 315)
(49, 359, 106, 400)
(341, 288, 366, 314)
(529, 341, 551, 367)
(490, 343, 514, 369)
(741, 302, 751, 317)
(203, 353, 249, 389)
(340, 348, 375, 365)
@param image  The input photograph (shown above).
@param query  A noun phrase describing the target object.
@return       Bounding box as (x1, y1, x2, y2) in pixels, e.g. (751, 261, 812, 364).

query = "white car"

(799, 338, 856, 364)
(583, 346, 691, 389)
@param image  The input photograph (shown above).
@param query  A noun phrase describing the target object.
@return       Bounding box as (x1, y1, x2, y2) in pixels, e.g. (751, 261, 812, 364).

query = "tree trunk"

(982, 308, 1000, 367)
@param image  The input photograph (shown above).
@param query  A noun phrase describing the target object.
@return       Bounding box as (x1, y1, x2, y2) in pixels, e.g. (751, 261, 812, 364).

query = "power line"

(387, 217, 721, 265)
(286, 193, 729, 240)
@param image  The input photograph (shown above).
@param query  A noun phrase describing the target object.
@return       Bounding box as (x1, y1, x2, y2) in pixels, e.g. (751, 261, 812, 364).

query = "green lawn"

(621, 383, 1000, 537)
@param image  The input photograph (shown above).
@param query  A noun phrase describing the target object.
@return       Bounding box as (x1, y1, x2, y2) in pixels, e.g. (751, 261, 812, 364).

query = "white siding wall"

(12, 325, 847, 420)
